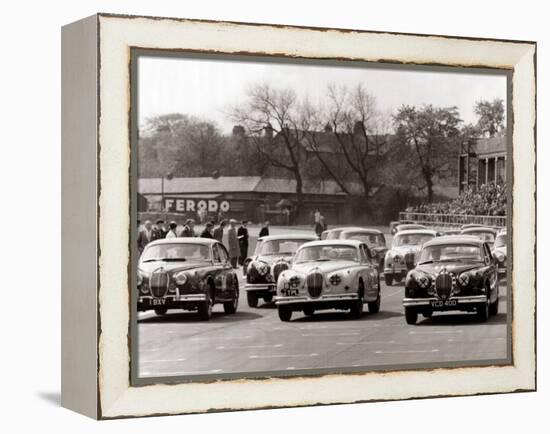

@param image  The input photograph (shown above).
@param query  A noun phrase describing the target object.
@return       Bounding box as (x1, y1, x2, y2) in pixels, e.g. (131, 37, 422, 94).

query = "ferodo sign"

(164, 197, 230, 213)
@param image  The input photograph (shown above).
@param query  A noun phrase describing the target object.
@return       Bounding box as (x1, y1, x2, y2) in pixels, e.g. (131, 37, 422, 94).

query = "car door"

(360, 244, 378, 299)
(215, 243, 235, 299)
(483, 242, 498, 302)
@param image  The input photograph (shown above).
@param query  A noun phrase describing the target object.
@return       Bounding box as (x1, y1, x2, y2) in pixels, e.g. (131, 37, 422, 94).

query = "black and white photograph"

(133, 52, 511, 381)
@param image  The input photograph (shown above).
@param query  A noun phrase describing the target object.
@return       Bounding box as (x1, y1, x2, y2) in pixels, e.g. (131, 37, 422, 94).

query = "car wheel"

(198, 288, 213, 321)
(368, 288, 381, 314)
(154, 308, 167, 316)
(247, 292, 258, 308)
(476, 301, 489, 322)
(303, 307, 315, 316)
(263, 294, 274, 303)
(405, 307, 417, 325)
(278, 306, 292, 322)
(224, 289, 239, 314)
(384, 273, 393, 286)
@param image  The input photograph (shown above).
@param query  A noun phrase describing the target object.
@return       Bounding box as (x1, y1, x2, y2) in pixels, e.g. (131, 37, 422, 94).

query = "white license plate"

(152, 298, 166, 306)
(430, 299, 457, 307)
(284, 288, 298, 296)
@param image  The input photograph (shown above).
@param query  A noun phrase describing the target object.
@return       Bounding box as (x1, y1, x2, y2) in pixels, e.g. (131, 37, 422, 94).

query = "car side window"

(359, 245, 370, 263)
(217, 244, 229, 263)
(483, 244, 492, 264)
(212, 245, 221, 263)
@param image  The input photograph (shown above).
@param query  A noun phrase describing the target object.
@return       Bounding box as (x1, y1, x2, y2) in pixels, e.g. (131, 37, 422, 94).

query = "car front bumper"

(403, 295, 487, 310)
(245, 283, 276, 293)
(138, 293, 208, 310)
(274, 293, 360, 310)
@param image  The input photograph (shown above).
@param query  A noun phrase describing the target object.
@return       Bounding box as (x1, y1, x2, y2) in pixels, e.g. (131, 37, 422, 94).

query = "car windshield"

(393, 233, 434, 247)
(465, 230, 495, 243)
(140, 243, 211, 262)
(343, 232, 385, 247)
(325, 230, 344, 240)
(494, 233, 506, 248)
(419, 244, 483, 263)
(295, 245, 359, 263)
(256, 239, 312, 256)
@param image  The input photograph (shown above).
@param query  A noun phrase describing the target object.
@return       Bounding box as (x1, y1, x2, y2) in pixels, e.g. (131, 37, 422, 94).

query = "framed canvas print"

(61, 13, 536, 419)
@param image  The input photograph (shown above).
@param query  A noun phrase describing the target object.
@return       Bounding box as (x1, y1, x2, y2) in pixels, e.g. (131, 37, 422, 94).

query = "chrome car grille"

(435, 271, 453, 301)
(306, 272, 323, 298)
(273, 262, 288, 283)
(150, 270, 169, 298)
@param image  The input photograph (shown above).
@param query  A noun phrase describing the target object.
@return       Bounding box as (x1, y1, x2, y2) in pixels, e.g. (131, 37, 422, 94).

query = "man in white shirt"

(165, 221, 178, 239)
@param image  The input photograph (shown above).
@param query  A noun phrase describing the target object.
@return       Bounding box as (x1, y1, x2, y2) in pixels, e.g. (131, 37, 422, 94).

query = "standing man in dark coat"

(227, 219, 239, 268)
(213, 220, 227, 243)
(237, 220, 249, 266)
(200, 222, 214, 239)
(259, 220, 270, 238)
(152, 219, 166, 240)
(181, 219, 195, 237)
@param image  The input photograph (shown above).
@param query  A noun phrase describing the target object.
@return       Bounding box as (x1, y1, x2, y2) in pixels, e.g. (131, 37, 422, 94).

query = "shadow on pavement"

(37, 391, 61, 407)
(292, 309, 403, 322)
(416, 311, 507, 326)
(138, 310, 263, 324)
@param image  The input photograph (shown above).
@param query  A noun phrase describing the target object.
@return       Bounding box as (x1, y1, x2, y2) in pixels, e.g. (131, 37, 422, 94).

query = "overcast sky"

(138, 54, 507, 134)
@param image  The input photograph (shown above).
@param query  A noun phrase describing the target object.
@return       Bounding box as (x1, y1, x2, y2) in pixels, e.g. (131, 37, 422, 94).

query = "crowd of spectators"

(406, 182, 507, 216)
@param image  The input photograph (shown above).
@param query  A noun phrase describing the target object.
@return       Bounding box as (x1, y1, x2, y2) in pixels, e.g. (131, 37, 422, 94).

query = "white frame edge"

(91, 14, 535, 419)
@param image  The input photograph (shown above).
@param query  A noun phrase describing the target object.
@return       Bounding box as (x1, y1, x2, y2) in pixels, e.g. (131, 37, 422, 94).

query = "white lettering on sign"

(163, 198, 231, 213)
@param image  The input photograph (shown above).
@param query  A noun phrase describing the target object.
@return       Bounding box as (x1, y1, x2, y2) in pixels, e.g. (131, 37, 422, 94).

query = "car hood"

(415, 262, 483, 275)
(138, 260, 210, 274)
(291, 260, 358, 275)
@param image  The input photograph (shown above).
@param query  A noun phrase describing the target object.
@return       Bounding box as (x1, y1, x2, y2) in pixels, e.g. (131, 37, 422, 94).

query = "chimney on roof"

(232, 125, 245, 137)
(264, 122, 273, 139)
(354, 121, 364, 135)
(324, 123, 333, 133)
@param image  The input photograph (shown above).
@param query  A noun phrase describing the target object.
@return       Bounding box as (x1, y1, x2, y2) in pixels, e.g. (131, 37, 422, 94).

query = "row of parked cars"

(136, 222, 506, 324)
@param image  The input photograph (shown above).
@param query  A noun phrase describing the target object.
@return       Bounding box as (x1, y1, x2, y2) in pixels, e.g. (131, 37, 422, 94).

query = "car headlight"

(289, 276, 301, 288)
(174, 271, 188, 285)
(329, 274, 342, 286)
(458, 272, 470, 287)
(416, 273, 431, 289)
(494, 251, 505, 263)
(257, 262, 269, 276)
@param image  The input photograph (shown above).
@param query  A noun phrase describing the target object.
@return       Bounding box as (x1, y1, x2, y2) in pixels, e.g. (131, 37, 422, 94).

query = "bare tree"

(304, 84, 390, 200)
(230, 83, 311, 206)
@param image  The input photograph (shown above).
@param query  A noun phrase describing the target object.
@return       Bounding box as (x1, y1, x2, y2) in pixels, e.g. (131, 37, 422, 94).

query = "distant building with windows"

(458, 137, 507, 194)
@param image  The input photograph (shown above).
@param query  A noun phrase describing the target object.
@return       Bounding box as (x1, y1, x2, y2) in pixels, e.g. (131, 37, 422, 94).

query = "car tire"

(303, 307, 315, 316)
(368, 287, 381, 314)
(197, 297, 213, 321)
(247, 292, 258, 308)
(405, 307, 417, 325)
(224, 289, 239, 314)
(154, 308, 167, 316)
(278, 306, 292, 322)
(384, 273, 393, 286)
(263, 294, 274, 303)
(476, 301, 489, 322)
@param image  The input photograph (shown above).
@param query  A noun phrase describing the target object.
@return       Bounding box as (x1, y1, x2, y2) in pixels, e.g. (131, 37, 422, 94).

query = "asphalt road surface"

(137, 226, 508, 379)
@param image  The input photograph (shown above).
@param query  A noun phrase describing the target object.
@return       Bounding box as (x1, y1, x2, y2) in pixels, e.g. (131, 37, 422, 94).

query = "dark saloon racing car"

(460, 226, 497, 248)
(275, 240, 381, 321)
(383, 229, 438, 285)
(244, 234, 317, 307)
(402, 236, 499, 324)
(137, 238, 239, 320)
(339, 228, 388, 272)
